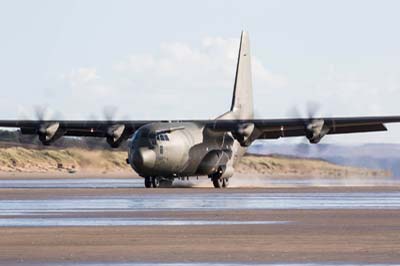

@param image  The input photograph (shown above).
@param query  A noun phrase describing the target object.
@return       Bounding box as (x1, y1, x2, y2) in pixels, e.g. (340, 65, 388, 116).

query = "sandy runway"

(0, 177, 399, 265)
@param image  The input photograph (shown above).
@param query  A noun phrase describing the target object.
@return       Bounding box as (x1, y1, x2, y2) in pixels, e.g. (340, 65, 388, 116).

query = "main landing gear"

(212, 177, 229, 188)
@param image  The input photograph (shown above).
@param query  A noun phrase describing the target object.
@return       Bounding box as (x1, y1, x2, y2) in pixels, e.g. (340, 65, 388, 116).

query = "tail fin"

(230, 31, 253, 119)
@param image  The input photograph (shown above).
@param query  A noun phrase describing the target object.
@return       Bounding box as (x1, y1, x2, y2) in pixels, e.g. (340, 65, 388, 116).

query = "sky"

(0, 0, 400, 143)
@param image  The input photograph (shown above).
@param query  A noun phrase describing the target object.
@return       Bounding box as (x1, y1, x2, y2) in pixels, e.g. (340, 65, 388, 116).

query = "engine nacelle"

(37, 122, 64, 145)
(305, 119, 330, 144)
(232, 123, 255, 147)
(106, 124, 126, 148)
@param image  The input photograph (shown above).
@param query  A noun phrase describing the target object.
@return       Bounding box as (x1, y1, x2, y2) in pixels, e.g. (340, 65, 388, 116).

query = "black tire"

(212, 178, 223, 188)
(159, 179, 173, 188)
(152, 177, 160, 188)
(222, 178, 229, 188)
(144, 177, 152, 188)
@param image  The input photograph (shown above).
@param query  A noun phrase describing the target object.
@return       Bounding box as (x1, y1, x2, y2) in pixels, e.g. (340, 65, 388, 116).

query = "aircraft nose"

(131, 148, 156, 172)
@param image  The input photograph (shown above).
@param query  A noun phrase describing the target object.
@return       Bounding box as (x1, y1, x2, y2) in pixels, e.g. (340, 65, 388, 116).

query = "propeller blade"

(287, 101, 323, 153)
(103, 106, 118, 121)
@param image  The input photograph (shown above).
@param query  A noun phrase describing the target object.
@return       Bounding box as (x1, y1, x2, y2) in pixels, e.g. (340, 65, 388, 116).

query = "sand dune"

(0, 146, 390, 178)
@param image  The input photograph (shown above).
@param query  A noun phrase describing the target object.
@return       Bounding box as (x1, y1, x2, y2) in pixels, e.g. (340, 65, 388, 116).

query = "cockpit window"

(131, 129, 166, 147)
(155, 133, 169, 142)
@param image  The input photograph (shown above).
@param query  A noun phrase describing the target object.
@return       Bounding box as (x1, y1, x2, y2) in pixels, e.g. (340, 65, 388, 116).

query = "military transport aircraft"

(1, 31, 400, 188)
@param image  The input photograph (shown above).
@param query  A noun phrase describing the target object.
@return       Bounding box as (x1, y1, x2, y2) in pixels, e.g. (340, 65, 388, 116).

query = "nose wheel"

(144, 177, 162, 188)
(144, 177, 152, 188)
(152, 177, 160, 188)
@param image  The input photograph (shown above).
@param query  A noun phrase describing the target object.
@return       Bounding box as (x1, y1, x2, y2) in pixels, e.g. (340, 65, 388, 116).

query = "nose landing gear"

(144, 177, 152, 188)
(152, 177, 160, 188)
(144, 177, 159, 188)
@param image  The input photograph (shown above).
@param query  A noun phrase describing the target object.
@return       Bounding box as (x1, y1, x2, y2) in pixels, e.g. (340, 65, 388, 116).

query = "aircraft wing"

(209, 116, 400, 145)
(1, 116, 400, 147)
(0, 120, 155, 147)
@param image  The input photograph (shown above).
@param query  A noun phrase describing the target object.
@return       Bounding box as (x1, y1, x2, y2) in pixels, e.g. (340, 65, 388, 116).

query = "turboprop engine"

(37, 122, 65, 145)
(106, 124, 126, 148)
(232, 123, 255, 147)
(305, 119, 330, 144)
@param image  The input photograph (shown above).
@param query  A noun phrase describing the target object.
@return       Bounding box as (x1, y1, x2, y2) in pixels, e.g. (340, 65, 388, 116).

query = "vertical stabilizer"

(230, 31, 253, 119)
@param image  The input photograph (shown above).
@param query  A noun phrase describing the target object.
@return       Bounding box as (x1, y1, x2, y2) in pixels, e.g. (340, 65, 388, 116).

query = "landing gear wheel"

(212, 178, 223, 188)
(144, 177, 152, 188)
(152, 177, 160, 188)
(160, 179, 173, 188)
(222, 178, 229, 188)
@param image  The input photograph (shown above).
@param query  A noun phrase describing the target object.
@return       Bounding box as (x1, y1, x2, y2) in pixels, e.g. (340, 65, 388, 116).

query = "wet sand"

(0, 178, 399, 265)
(1, 209, 400, 264)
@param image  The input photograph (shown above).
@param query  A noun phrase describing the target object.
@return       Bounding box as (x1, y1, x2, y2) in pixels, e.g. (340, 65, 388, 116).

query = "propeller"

(102, 106, 128, 148)
(84, 106, 125, 149)
(32, 105, 65, 121)
(103, 105, 118, 122)
(288, 102, 329, 157)
(17, 106, 64, 147)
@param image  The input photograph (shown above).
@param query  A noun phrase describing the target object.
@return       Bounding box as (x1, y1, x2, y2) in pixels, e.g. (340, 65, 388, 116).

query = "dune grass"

(0, 147, 390, 178)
